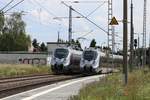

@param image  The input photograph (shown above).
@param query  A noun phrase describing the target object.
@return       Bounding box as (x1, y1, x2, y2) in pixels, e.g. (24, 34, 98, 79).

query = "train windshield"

(83, 50, 97, 61)
(54, 48, 69, 59)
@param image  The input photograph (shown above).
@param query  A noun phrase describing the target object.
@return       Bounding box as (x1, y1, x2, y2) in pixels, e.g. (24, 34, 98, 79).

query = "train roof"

(54, 47, 82, 54)
(83, 48, 123, 59)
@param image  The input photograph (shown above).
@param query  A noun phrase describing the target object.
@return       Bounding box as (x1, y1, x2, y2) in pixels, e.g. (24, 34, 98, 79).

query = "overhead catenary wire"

(78, 30, 94, 38)
(54, 1, 106, 19)
(28, 0, 56, 23)
(27, 0, 70, 28)
(4, 0, 25, 13)
(72, 7, 108, 34)
(61, 1, 108, 34)
(86, 1, 107, 17)
(62, 0, 107, 18)
(62, 0, 106, 3)
(28, 0, 69, 27)
(0, 0, 14, 11)
(32, 0, 58, 18)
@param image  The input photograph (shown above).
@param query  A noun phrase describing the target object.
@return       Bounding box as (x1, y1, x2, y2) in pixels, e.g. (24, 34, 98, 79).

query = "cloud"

(94, 16, 105, 22)
(1, 0, 149, 48)
(30, 9, 52, 25)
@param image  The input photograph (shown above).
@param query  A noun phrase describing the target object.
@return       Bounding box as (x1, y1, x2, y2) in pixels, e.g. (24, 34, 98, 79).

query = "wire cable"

(4, 0, 25, 13)
(61, 2, 108, 34)
(32, 0, 57, 18)
(79, 30, 94, 38)
(62, 1, 106, 4)
(72, 8, 108, 34)
(86, 1, 106, 17)
(0, 0, 14, 11)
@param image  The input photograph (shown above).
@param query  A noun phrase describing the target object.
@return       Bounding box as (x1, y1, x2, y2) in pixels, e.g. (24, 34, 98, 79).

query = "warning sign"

(109, 17, 119, 25)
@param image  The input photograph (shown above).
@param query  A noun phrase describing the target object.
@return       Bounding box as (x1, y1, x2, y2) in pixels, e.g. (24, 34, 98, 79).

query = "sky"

(0, 0, 150, 50)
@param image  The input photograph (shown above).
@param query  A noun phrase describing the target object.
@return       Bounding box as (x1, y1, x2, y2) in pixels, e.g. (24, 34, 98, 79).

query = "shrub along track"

(0, 74, 82, 98)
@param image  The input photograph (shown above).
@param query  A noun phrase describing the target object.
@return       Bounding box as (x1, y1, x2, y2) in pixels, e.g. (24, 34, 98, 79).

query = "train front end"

(80, 49, 101, 74)
(51, 47, 71, 74)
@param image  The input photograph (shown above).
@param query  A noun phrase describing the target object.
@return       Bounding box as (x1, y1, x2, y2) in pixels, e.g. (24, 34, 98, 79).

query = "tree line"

(0, 12, 31, 51)
(0, 11, 111, 52)
(0, 12, 48, 52)
(32, 38, 47, 52)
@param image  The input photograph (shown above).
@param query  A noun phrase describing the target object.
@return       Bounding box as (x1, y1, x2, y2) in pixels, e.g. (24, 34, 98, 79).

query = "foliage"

(58, 38, 65, 43)
(68, 39, 82, 50)
(0, 11, 4, 33)
(0, 64, 51, 78)
(76, 40, 81, 48)
(32, 38, 39, 52)
(71, 39, 75, 43)
(32, 38, 39, 48)
(0, 12, 31, 51)
(32, 38, 47, 52)
(89, 39, 96, 47)
(40, 42, 47, 52)
(103, 46, 111, 51)
(134, 47, 150, 65)
(70, 70, 150, 100)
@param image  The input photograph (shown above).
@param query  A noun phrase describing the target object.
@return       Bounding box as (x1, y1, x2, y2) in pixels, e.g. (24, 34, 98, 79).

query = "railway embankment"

(70, 69, 150, 100)
(0, 64, 51, 78)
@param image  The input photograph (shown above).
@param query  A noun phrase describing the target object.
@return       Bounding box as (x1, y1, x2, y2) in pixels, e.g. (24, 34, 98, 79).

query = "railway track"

(0, 74, 82, 98)
(0, 68, 119, 98)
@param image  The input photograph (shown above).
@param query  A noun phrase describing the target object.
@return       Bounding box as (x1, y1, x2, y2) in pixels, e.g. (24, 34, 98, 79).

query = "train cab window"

(83, 51, 97, 61)
(54, 48, 69, 59)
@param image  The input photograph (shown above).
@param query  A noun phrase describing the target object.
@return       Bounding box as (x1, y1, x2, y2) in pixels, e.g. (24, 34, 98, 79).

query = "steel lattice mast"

(108, 0, 114, 68)
(129, 0, 134, 72)
(108, 0, 113, 51)
(142, 0, 147, 67)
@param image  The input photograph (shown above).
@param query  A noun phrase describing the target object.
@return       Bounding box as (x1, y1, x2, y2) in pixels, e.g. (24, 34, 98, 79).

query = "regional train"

(50, 47, 82, 74)
(80, 48, 123, 74)
(51, 47, 123, 74)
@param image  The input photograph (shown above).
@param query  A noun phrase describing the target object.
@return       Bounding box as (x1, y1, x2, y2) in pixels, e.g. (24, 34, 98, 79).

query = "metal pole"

(107, 0, 113, 69)
(138, 33, 140, 67)
(68, 6, 72, 44)
(129, 0, 134, 72)
(142, 0, 147, 67)
(112, 26, 115, 53)
(123, 0, 128, 85)
(149, 33, 150, 69)
(57, 31, 60, 43)
(112, 25, 115, 68)
(138, 34, 140, 49)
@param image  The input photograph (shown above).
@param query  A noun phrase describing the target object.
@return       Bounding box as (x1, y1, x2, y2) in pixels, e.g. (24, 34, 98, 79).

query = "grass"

(0, 64, 51, 78)
(70, 69, 150, 100)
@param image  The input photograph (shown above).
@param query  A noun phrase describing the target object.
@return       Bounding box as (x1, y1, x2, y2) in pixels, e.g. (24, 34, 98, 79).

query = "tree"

(76, 40, 81, 48)
(103, 46, 111, 51)
(40, 42, 47, 52)
(32, 38, 39, 48)
(0, 12, 31, 51)
(71, 39, 75, 44)
(32, 38, 40, 52)
(90, 39, 96, 47)
(0, 11, 4, 33)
